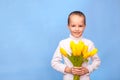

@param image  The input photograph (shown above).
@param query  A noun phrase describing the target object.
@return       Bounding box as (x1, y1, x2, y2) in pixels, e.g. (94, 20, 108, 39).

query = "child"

(51, 11, 101, 80)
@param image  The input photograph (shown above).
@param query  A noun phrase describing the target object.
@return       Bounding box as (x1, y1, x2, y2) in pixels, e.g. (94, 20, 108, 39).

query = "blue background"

(0, 0, 120, 80)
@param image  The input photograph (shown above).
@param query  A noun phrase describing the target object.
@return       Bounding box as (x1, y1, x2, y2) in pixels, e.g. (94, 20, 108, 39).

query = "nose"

(75, 26, 79, 31)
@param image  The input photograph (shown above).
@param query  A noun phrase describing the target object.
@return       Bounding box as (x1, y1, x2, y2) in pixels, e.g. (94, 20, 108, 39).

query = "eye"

(71, 25, 76, 27)
(79, 25, 83, 27)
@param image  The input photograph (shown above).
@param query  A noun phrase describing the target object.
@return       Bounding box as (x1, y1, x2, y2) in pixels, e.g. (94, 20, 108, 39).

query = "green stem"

(73, 75, 80, 80)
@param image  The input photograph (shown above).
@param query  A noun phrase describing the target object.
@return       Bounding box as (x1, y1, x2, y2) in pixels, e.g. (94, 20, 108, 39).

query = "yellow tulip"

(82, 45, 88, 55)
(60, 48, 68, 57)
(90, 48, 98, 56)
(72, 48, 77, 56)
(70, 41, 77, 56)
(83, 52, 90, 59)
(75, 44, 80, 56)
(69, 40, 98, 58)
(70, 41, 75, 50)
(76, 41, 83, 56)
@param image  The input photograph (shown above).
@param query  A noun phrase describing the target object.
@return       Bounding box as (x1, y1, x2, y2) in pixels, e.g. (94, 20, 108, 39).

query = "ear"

(84, 24, 86, 28)
(83, 25, 86, 31)
(84, 25, 86, 28)
(67, 24, 70, 29)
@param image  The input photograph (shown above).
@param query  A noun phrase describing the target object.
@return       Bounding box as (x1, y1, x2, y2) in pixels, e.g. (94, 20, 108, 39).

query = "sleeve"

(87, 42, 101, 73)
(51, 41, 67, 74)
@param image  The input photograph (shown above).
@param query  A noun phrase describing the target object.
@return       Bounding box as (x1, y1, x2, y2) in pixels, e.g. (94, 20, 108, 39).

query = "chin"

(75, 35, 81, 38)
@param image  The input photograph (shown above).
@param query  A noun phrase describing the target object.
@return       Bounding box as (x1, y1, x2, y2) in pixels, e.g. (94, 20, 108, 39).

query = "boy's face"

(68, 15, 86, 38)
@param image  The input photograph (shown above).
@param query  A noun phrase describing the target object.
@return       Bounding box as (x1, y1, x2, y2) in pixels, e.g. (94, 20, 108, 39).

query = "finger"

(73, 67, 80, 69)
(82, 67, 89, 73)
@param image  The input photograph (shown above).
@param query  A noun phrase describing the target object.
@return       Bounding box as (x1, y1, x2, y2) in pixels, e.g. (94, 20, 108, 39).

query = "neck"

(70, 34, 82, 42)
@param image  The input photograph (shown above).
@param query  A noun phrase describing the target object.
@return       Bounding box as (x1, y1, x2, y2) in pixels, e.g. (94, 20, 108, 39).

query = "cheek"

(70, 29, 74, 33)
(80, 27, 85, 31)
(69, 27, 75, 32)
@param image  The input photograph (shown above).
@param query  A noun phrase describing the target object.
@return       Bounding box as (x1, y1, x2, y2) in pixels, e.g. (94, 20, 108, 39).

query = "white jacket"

(51, 35, 101, 80)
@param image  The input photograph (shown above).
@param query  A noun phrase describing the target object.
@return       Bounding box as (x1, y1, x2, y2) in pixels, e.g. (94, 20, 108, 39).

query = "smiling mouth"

(74, 32, 80, 34)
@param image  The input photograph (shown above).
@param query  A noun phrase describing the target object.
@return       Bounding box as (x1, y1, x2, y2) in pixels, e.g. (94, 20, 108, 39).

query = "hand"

(71, 67, 89, 76)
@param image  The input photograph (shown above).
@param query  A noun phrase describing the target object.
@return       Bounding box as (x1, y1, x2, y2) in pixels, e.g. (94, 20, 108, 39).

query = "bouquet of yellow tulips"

(60, 40, 98, 80)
